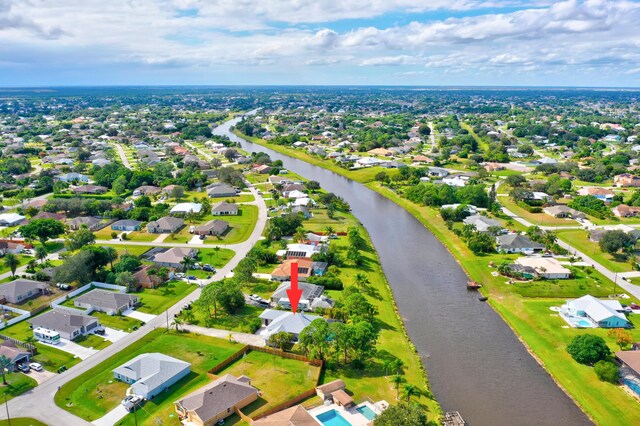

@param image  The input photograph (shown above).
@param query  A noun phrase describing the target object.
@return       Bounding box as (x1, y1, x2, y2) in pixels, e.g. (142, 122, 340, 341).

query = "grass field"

(497, 195, 578, 227)
(56, 329, 242, 422)
(92, 312, 143, 331)
(135, 280, 199, 315)
(167, 205, 258, 245)
(74, 333, 112, 350)
(0, 419, 47, 426)
(0, 372, 38, 401)
(239, 132, 640, 425)
(556, 229, 634, 273)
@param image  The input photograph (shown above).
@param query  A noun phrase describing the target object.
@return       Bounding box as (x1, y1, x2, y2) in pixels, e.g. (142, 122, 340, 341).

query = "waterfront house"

(496, 234, 545, 254)
(514, 257, 571, 279)
(258, 309, 323, 342)
(462, 215, 504, 234)
(562, 295, 629, 328)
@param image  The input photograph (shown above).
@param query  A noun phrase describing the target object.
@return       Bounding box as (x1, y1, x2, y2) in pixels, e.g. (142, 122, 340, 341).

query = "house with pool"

(559, 295, 630, 328)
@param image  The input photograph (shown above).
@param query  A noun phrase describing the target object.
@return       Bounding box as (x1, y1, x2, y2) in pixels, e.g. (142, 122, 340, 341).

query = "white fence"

(50, 281, 127, 315)
(0, 305, 31, 330)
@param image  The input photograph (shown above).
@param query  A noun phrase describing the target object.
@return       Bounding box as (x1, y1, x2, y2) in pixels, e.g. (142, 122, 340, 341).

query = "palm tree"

(353, 273, 370, 290)
(4, 253, 20, 278)
(182, 309, 195, 324)
(0, 355, 11, 385)
(323, 225, 335, 237)
(181, 256, 196, 277)
(401, 384, 422, 403)
(147, 268, 158, 289)
(35, 246, 48, 264)
(391, 374, 405, 400)
(157, 267, 169, 285)
(293, 228, 307, 243)
(382, 359, 394, 377)
(24, 336, 37, 356)
(26, 259, 37, 272)
(171, 318, 184, 332)
(391, 359, 405, 375)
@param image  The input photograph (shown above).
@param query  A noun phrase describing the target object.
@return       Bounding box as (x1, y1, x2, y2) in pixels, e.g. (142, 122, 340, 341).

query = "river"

(214, 115, 592, 426)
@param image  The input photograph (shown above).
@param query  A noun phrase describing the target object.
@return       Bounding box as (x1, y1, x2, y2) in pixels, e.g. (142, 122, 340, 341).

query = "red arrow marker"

(286, 261, 303, 314)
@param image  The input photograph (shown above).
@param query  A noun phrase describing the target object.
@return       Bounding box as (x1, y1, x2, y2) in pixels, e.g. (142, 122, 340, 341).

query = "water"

(316, 410, 352, 426)
(356, 405, 377, 420)
(216, 114, 592, 426)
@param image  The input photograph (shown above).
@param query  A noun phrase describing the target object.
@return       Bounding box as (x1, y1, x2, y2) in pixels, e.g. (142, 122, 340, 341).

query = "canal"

(214, 116, 592, 426)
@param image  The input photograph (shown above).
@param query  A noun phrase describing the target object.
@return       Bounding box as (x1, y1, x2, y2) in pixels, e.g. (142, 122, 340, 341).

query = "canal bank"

(215, 116, 592, 426)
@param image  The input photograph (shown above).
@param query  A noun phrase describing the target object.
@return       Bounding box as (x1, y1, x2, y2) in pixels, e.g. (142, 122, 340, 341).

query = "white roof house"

(515, 257, 571, 279)
(258, 309, 323, 341)
(462, 215, 503, 233)
(285, 190, 308, 199)
(563, 295, 629, 328)
(442, 176, 469, 187)
(0, 213, 26, 226)
(170, 203, 202, 215)
(356, 157, 382, 167)
(113, 353, 191, 399)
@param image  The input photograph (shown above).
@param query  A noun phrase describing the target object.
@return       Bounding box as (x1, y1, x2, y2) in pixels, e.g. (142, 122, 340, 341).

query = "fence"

(248, 345, 323, 367)
(0, 305, 31, 330)
(50, 281, 128, 314)
(0, 333, 37, 354)
(207, 345, 250, 375)
(250, 387, 318, 421)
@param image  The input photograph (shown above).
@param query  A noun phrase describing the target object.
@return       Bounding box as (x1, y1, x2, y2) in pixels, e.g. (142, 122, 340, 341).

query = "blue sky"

(1, 0, 639, 87)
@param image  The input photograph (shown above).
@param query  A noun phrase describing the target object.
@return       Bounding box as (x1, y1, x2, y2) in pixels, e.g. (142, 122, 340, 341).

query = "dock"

(443, 411, 466, 426)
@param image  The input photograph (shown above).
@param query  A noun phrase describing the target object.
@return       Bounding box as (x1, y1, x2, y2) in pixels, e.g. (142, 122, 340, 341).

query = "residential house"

(578, 187, 615, 203)
(496, 234, 545, 254)
(270, 280, 325, 310)
(174, 374, 258, 426)
(211, 201, 238, 216)
(442, 175, 469, 187)
(73, 185, 108, 194)
(133, 185, 161, 196)
(251, 405, 317, 425)
(147, 216, 184, 234)
(0, 341, 30, 371)
(514, 257, 571, 279)
(0, 213, 25, 226)
(303, 232, 329, 246)
(67, 216, 102, 231)
(57, 173, 89, 183)
(258, 309, 323, 342)
(290, 205, 311, 219)
(271, 259, 313, 282)
(316, 379, 346, 401)
(194, 220, 229, 236)
(152, 247, 197, 269)
(441, 204, 478, 215)
(614, 173, 640, 187)
(162, 184, 184, 195)
(170, 203, 202, 216)
(29, 212, 66, 221)
(428, 167, 449, 178)
(113, 353, 191, 399)
(0, 279, 49, 304)
(613, 204, 640, 218)
(111, 219, 143, 232)
(562, 295, 629, 328)
(133, 265, 167, 289)
(0, 240, 27, 256)
(207, 183, 237, 198)
(74, 289, 138, 315)
(253, 164, 272, 174)
(615, 350, 640, 387)
(29, 309, 102, 341)
(278, 243, 324, 260)
(462, 215, 504, 233)
(543, 205, 585, 219)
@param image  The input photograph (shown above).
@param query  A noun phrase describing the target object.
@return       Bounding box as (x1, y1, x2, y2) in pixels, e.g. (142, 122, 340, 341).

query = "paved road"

(184, 141, 213, 160)
(0, 184, 268, 425)
(113, 143, 132, 170)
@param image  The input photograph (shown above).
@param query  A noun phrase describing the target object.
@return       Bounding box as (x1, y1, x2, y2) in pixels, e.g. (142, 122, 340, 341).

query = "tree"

(19, 218, 66, 245)
(375, 403, 432, 426)
(505, 175, 526, 188)
(198, 281, 223, 319)
(115, 271, 138, 292)
(234, 257, 257, 283)
(293, 227, 307, 243)
(346, 245, 363, 266)
(217, 281, 245, 313)
(65, 228, 96, 251)
(401, 384, 423, 403)
(391, 374, 405, 400)
(298, 318, 330, 360)
(53, 250, 95, 284)
(607, 328, 633, 349)
(0, 355, 11, 385)
(35, 245, 48, 264)
(418, 124, 431, 136)
(268, 331, 294, 351)
(4, 253, 20, 278)
(170, 185, 185, 200)
(329, 322, 353, 363)
(180, 255, 195, 274)
(350, 321, 378, 362)
(594, 360, 620, 384)
(171, 317, 184, 332)
(135, 195, 152, 208)
(305, 180, 321, 192)
(353, 273, 370, 291)
(114, 254, 142, 273)
(566, 334, 611, 365)
(16, 188, 35, 207)
(112, 175, 127, 195)
(323, 225, 335, 236)
(347, 227, 366, 250)
(599, 230, 635, 255)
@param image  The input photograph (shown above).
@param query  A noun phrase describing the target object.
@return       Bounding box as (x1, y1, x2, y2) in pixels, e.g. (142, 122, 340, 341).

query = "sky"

(1, 0, 640, 87)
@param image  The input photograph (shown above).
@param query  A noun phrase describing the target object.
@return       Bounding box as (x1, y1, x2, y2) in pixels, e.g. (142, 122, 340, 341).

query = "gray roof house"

(67, 216, 102, 231)
(496, 234, 545, 253)
(462, 215, 504, 233)
(0, 279, 49, 304)
(113, 353, 191, 400)
(211, 201, 239, 216)
(271, 282, 324, 310)
(74, 289, 139, 315)
(147, 216, 184, 234)
(174, 374, 258, 426)
(207, 183, 238, 198)
(152, 247, 197, 269)
(258, 309, 323, 342)
(194, 220, 229, 236)
(29, 309, 102, 341)
(111, 219, 143, 231)
(0, 341, 30, 371)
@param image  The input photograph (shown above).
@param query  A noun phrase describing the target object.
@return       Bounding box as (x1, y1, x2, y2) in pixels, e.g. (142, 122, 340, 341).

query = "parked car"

(187, 275, 197, 280)
(257, 299, 270, 308)
(175, 273, 186, 278)
(122, 395, 143, 412)
(203, 265, 215, 272)
(17, 363, 30, 373)
(630, 303, 640, 310)
(199, 234, 206, 240)
(249, 294, 260, 302)
(94, 329, 105, 336)
(29, 362, 43, 372)
(183, 303, 192, 310)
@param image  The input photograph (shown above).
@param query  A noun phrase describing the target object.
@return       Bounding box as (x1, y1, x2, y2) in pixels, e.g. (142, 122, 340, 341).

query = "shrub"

(594, 360, 619, 383)
(307, 275, 344, 290)
(566, 334, 611, 365)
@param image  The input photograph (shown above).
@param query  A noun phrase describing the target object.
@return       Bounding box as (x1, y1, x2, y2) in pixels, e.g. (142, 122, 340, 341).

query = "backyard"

(135, 280, 199, 315)
(556, 229, 635, 273)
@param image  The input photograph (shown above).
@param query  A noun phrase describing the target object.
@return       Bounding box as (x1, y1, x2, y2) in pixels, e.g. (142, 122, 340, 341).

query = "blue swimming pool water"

(623, 378, 640, 397)
(316, 409, 352, 426)
(356, 405, 377, 420)
(575, 319, 592, 327)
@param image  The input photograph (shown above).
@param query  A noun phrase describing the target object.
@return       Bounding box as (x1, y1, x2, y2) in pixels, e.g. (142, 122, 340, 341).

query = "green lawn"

(188, 303, 263, 333)
(497, 195, 578, 227)
(56, 329, 242, 422)
(97, 244, 155, 257)
(0, 322, 80, 371)
(92, 312, 144, 331)
(239, 134, 640, 425)
(168, 205, 258, 244)
(0, 419, 48, 426)
(218, 350, 321, 417)
(194, 247, 235, 269)
(0, 254, 30, 276)
(557, 229, 634, 273)
(73, 333, 112, 350)
(135, 280, 198, 315)
(0, 372, 38, 401)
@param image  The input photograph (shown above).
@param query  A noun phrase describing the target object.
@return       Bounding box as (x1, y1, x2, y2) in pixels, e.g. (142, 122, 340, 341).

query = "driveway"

(57, 339, 98, 360)
(92, 404, 129, 426)
(102, 327, 128, 343)
(23, 369, 57, 385)
(122, 308, 157, 323)
(182, 324, 265, 346)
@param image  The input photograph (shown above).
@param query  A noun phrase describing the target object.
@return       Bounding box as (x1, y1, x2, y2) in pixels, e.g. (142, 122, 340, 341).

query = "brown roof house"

(174, 374, 259, 426)
(316, 379, 346, 400)
(147, 216, 184, 234)
(252, 405, 318, 426)
(211, 201, 239, 216)
(613, 204, 640, 218)
(67, 216, 102, 231)
(133, 265, 169, 289)
(152, 247, 198, 269)
(194, 220, 229, 236)
(614, 173, 640, 187)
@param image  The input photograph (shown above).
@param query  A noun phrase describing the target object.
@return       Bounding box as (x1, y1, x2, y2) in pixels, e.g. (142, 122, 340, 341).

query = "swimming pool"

(575, 319, 592, 328)
(356, 405, 377, 420)
(623, 378, 640, 397)
(316, 409, 352, 426)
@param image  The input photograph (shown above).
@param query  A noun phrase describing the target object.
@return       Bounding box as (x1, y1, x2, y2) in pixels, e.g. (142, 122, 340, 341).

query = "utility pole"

(166, 309, 169, 331)
(4, 394, 11, 426)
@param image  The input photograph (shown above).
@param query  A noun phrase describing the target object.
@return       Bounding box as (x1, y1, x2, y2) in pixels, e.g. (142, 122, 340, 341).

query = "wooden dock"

(443, 411, 466, 426)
